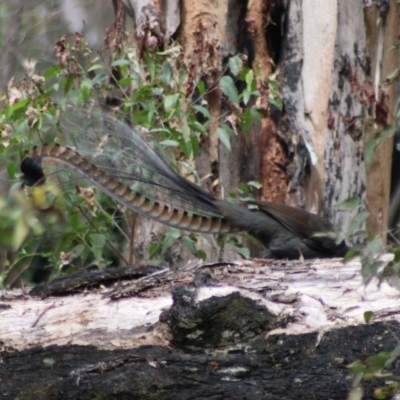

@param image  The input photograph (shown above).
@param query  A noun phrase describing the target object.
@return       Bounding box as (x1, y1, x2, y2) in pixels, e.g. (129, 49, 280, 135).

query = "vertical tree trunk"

(364, 0, 398, 241)
(119, 0, 399, 258)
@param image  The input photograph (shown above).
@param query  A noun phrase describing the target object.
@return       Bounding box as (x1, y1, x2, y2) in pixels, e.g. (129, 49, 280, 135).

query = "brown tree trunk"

(121, 0, 399, 257)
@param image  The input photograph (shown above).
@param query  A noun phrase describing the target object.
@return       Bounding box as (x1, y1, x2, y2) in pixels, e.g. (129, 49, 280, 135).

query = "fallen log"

(1, 256, 399, 399)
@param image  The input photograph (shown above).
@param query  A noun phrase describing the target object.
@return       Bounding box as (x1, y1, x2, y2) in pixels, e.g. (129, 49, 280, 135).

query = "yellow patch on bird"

(30, 182, 64, 211)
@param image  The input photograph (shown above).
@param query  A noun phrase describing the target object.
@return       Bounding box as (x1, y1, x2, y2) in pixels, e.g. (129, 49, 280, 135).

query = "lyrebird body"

(21, 109, 348, 259)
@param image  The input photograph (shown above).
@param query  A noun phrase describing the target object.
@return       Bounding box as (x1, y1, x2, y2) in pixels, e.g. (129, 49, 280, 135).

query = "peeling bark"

(325, 2, 369, 231)
(275, 0, 399, 242)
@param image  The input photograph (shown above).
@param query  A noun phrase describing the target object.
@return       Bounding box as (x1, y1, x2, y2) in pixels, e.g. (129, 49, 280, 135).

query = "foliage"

(337, 193, 400, 287)
(347, 344, 400, 399)
(0, 33, 263, 286)
(337, 93, 400, 287)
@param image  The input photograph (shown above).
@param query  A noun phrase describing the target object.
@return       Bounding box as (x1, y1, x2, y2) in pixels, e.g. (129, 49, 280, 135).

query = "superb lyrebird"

(20, 108, 348, 259)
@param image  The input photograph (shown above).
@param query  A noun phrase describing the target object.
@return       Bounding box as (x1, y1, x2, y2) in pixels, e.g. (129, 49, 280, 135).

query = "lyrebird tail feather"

(21, 109, 238, 234)
(21, 107, 349, 259)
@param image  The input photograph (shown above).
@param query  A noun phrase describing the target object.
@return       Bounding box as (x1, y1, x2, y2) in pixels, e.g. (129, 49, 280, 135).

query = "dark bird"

(20, 109, 349, 259)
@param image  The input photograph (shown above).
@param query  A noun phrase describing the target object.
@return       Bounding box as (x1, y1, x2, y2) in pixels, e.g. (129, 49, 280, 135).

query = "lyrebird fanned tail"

(21, 107, 350, 259)
(20, 109, 238, 234)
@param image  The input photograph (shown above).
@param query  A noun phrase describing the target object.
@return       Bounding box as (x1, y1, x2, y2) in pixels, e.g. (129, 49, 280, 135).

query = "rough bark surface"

(364, 0, 399, 241)
(115, 0, 400, 264)
(1, 256, 400, 398)
(277, 1, 399, 238)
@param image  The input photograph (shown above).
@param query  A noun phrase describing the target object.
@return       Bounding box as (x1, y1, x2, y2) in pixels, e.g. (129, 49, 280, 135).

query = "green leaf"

(164, 94, 179, 114)
(161, 228, 181, 255)
(250, 109, 262, 129)
(6, 162, 17, 180)
(364, 352, 391, 373)
(58, 98, 67, 111)
(149, 242, 161, 259)
(228, 55, 243, 77)
(196, 249, 207, 261)
(90, 233, 106, 249)
(80, 79, 92, 101)
(63, 74, 75, 95)
(245, 69, 254, 90)
(269, 96, 283, 111)
(165, 228, 181, 240)
(43, 65, 60, 79)
(217, 126, 232, 151)
(247, 181, 263, 189)
(336, 196, 360, 211)
(366, 235, 384, 253)
(11, 98, 30, 112)
(111, 59, 130, 67)
(183, 236, 196, 254)
(242, 89, 251, 105)
(70, 244, 85, 259)
(162, 62, 172, 84)
(197, 80, 206, 96)
(374, 383, 400, 400)
(192, 105, 211, 120)
(220, 76, 239, 103)
(90, 72, 108, 85)
(364, 311, 374, 323)
(181, 124, 191, 141)
(343, 248, 361, 261)
(178, 137, 191, 158)
(88, 64, 105, 71)
(237, 247, 250, 258)
(241, 108, 253, 132)
(69, 212, 81, 231)
(347, 361, 367, 374)
(179, 161, 200, 181)
(160, 140, 179, 147)
(365, 127, 395, 169)
(5, 105, 14, 119)
(191, 136, 200, 158)
(117, 77, 133, 86)
(385, 344, 400, 368)
(347, 211, 369, 236)
(189, 121, 207, 135)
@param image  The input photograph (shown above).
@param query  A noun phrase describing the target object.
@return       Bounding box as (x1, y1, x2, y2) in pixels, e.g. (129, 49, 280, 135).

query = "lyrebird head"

(20, 156, 45, 187)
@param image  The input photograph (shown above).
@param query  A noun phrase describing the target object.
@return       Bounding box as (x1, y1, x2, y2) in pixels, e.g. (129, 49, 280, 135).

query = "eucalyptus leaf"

(160, 140, 179, 147)
(237, 247, 250, 258)
(217, 127, 232, 151)
(90, 233, 106, 249)
(183, 236, 196, 254)
(336, 196, 361, 211)
(365, 127, 395, 169)
(347, 211, 369, 236)
(163, 93, 179, 114)
(228, 55, 243, 76)
(220, 76, 239, 104)
(111, 59, 130, 67)
(192, 105, 211, 120)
